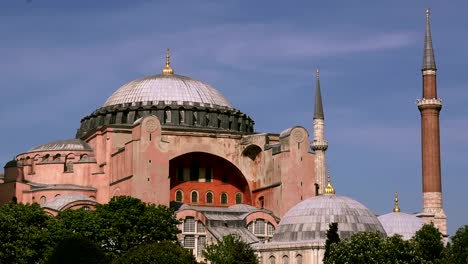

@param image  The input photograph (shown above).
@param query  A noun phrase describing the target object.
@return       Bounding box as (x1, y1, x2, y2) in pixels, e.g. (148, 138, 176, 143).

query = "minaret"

(311, 68, 328, 195)
(417, 8, 447, 237)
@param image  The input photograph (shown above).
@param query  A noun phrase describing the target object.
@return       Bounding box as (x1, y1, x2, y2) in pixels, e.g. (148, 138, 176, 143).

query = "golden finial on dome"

(393, 192, 401, 213)
(324, 172, 335, 195)
(162, 48, 174, 75)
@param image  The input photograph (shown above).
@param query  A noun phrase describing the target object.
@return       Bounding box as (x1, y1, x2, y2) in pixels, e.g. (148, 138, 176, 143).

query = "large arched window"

(220, 192, 228, 205)
(164, 108, 171, 123)
(235, 192, 242, 204)
(191, 191, 198, 203)
(206, 192, 213, 204)
(282, 255, 289, 264)
(175, 190, 183, 202)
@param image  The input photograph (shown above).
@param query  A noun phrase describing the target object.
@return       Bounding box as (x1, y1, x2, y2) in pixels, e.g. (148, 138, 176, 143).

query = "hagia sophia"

(0, 9, 446, 264)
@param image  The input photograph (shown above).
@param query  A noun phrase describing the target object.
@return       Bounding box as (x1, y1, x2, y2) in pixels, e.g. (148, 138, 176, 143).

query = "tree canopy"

(113, 241, 197, 264)
(324, 222, 340, 262)
(445, 225, 468, 264)
(203, 234, 258, 264)
(45, 234, 109, 264)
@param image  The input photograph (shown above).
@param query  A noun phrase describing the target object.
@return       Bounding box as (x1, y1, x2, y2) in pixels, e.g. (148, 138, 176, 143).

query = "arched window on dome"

(191, 191, 198, 203)
(269, 256, 276, 264)
(206, 191, 213, 204)
(282, 255, 289, 264)
(164, 108, 171, 123)
(235, 192, 242, 204)
(179, 109, 185, 124)
(193, 111, 198, 125)
(295, 254, 302, 264)
(175, 190, 183, 202)
(221, 192, 228, 205)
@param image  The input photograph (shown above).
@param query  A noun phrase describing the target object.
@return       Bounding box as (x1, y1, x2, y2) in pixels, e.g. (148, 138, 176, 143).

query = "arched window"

(282, 255, 289, 264)
(175, 190, 183, 202)
(164, 109, 171, 123)
(295, 254, 302, 264)
(206, 192, 213, 204)
(269, 256, 276, 264)
(193, 112, 198, 125)
(183, 217, 195, 232)
(235, 192, 242, 204)
(191, 191, 198, 203)
(40, 196, 46, 205)
(221, 192, 228, 205)
(83, 206, 90, 211)
(179, 110, 185, 124)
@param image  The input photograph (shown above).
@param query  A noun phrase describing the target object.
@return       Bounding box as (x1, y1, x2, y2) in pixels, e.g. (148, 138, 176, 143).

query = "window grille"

(184, 217, 195, 232)
(254, 220, 265, 235)
(184, 235, 195, 248)
(197, 236, 206, 256)
(197, 221, 205, 233)
(267, 223, 275, 236)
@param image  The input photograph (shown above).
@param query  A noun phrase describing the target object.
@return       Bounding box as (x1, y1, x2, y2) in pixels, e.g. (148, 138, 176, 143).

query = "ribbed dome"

(378, 212, 425, 240)
(103, 74, 233, 109)
(29, 139, 92, 152)
(273, 194, 386, 243)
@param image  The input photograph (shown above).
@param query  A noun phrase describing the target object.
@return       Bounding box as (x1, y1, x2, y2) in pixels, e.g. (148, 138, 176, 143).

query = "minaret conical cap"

(422, 8, 436, 71)
(313, 68, 325, 120)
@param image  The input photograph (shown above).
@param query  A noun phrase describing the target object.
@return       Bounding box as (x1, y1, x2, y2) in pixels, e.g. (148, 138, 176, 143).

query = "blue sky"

(0, 1, 466, 235)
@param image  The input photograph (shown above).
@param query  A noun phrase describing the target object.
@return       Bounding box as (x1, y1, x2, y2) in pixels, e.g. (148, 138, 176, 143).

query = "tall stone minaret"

(311, 69, 328, 195)
(417, 8, 447, 237)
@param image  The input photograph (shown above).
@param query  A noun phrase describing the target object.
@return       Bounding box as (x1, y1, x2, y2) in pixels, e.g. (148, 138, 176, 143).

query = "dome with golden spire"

(272, 176, 385, 243)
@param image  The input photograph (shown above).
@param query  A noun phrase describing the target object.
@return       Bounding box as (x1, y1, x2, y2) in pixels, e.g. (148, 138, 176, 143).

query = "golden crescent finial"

(162, 48, 174, 75)
(324, 171, 335, 195)
(393, 192, 400, 213)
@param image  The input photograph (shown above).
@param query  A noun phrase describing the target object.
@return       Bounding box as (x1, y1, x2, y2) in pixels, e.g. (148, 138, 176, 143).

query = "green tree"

(45, 234, 109, 264)
(95, 196, 180, 258)
(113, 241, 197, 264)
(0, 202, 50, 264)
(412, 223, 444, 263)
(203, 234, 258, 264)
(324, 232, 386, 264)
(323, 222, 340, 262)
(445, 225, 468, 263)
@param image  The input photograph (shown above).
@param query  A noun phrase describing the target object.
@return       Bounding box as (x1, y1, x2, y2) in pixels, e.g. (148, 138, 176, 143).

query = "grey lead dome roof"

(103, 74, 233, 109)
(273, 194, 386, 243)
(29, 139, 92, 152)
(378, 212, 425, 240)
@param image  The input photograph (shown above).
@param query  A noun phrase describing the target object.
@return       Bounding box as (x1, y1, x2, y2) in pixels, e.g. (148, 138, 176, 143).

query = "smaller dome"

(42, 194, 96, 211)
(29, 139, 92, 152)
(273, 194, 386, 243)
(378, 212, 425, 240)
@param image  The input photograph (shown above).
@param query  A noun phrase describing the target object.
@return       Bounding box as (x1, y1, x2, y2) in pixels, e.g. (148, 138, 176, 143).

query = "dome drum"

(76, 102, 255, 138)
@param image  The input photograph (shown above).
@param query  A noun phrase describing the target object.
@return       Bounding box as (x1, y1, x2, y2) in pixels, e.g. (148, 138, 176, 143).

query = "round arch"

(169, 152, 252, 207)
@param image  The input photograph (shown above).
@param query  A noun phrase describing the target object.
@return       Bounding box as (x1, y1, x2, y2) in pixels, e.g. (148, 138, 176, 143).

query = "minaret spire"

(314, 68, 324, 120)
(311, 68, 328, 195)
(423, 8, 436, 71)
(417, 8, 447, 238)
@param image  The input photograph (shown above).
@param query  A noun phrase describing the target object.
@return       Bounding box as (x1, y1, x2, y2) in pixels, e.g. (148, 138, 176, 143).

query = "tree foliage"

(445, 225, 468, 264)
(203, 234, 258, 264)
(95, 196, 180, 258)
(45, 234, 109, 264)
(324, 222, 340, 261)
(325, 223, 449, 264)
(412, 223, 444, 263)
(0, 202, 50, 264)
(113, 241, 197, 264)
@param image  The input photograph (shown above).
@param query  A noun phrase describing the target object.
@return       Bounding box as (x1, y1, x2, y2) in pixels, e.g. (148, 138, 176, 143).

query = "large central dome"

(76, 49, 254, 138)
(103, 74, 233, 109)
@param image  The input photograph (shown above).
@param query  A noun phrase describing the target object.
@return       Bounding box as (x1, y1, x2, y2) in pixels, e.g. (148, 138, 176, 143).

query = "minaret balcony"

(311, 139, 328, 151)
(417, 98, 442, 110)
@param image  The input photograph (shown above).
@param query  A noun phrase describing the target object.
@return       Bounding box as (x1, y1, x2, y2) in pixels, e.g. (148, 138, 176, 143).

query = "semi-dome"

(377, 193, 425, 240)
(29, 139, 92, 152)
(103, 74, 233, 109)
(76, 49, 254, 138)
(273, 188, 386, 243)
